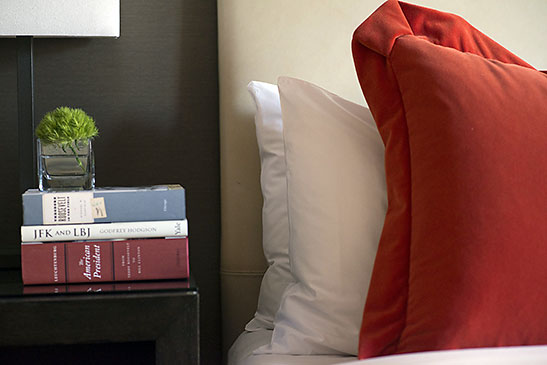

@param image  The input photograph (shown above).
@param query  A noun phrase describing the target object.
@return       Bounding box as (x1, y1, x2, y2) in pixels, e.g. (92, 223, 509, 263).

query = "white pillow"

(257, 77, 387, 355)
(245, 81, 293, 331)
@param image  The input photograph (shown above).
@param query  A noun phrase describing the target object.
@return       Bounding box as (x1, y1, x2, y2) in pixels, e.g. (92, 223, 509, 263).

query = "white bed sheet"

(228, 330, 356, 365)
(229, 330, 547, 365)
(343, 345, 547, 364)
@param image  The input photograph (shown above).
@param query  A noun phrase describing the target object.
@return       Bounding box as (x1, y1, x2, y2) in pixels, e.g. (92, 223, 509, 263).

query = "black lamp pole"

(16, 36, 36, 194)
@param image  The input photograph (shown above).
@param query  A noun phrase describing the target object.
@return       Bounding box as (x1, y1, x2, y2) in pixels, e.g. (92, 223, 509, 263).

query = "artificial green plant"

(35, 106, 99, 171)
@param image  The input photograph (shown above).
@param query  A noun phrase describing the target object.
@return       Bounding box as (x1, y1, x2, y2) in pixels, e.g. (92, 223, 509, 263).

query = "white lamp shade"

(0, 0, 119, 37)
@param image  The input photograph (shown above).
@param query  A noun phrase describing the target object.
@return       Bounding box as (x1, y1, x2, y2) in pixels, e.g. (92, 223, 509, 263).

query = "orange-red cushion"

(352, 0, 547, 359)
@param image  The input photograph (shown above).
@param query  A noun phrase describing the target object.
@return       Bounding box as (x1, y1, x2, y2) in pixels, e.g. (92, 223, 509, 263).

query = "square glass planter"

(37, 139, 95, 191)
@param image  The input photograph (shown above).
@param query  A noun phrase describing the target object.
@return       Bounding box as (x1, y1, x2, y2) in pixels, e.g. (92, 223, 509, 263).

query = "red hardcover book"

(21, 237, 189, 285)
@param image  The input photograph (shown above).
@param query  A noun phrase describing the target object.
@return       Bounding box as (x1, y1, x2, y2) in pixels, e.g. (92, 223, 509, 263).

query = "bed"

(218, 1, 547, 364)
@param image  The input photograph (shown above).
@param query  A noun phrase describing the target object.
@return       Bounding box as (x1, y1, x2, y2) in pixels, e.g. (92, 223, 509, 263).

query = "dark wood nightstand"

(0, 269, 199, 364)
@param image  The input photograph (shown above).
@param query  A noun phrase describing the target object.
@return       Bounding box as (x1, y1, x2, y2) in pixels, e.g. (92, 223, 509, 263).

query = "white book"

(21, 219, 188, 243)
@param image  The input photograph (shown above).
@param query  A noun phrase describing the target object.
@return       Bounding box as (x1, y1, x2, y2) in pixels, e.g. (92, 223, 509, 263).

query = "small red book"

(21, 237, 189, 285)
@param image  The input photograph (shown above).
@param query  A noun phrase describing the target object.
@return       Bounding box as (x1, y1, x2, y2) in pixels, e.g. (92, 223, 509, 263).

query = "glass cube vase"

(37, 139, 95, 191)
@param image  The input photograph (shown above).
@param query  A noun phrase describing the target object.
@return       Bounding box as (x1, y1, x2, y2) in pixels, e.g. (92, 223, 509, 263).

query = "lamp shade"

(0, 0, 119, 37)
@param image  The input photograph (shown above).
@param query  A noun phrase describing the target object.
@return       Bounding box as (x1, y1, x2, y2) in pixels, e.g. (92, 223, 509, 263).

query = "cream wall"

(218, 0, 547, 355)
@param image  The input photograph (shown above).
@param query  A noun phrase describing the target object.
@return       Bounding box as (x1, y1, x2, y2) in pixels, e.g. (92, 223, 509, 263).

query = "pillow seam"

(387, 34, 413, 355)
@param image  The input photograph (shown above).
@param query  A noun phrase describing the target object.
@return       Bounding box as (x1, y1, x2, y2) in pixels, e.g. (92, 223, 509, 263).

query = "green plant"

(36, 106, 99, 170)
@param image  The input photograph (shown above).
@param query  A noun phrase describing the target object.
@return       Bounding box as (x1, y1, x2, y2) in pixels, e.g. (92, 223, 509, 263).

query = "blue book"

(22, 185, 186, 225)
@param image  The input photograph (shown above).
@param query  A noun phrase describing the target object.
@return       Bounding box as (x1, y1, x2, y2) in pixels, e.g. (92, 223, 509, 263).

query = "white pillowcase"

(245, 81, 293, 331)
(257, 77, 387, 355)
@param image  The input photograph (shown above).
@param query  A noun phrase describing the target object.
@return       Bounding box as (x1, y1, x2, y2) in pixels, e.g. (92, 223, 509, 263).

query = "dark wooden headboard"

(0, 1, 220, 363)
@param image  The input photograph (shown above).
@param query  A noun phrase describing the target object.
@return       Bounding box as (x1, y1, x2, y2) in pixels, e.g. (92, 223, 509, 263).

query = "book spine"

(21, 237, 189, 285)
(22, 187, 186, 225)
(21, 219, 188, 242)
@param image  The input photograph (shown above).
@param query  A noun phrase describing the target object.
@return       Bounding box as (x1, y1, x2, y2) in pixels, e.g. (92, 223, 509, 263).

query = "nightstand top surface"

(0, 269, 197, 298)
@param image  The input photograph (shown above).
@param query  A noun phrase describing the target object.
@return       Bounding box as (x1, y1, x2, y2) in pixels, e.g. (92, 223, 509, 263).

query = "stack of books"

(20, 185, 189, 285)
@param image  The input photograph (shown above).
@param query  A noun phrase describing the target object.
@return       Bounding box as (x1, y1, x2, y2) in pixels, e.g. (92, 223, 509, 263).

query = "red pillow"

(352, 0, 547, 359)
